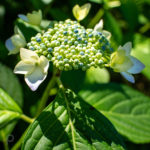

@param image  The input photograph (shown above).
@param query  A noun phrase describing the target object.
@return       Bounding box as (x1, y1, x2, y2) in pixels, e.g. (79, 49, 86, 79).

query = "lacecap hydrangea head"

(27, 19, 113, 71)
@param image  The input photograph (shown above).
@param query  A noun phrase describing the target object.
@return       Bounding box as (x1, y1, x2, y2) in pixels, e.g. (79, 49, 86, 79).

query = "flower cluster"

(27, 19, 113, 71)
(8, 5, 145, 91)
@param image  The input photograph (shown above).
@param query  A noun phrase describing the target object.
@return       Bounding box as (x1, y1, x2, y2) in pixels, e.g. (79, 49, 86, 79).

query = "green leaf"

(49, 8, 70, 20)
(79, 83, 150, 143)
(22, 89, 125, 150)
(120, 0, 139, 30)
(61, 70, 86, 92)
(85, 67, 110, 84)
(0, 88, 22, 128)
(104, 11, 122, 44)
(0, 63, 23, 141)
(132, 34, 150, 80)
(0, 63, 23, 107)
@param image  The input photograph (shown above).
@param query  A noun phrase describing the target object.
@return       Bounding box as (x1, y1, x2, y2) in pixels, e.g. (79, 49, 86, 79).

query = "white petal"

(20, 48, 39, 61)
(102, 30, 111, 40)
(14, 61, 35, 74)
(127, 56, 145, 74)
(8, 48, 20, 55)
(72, 3, 91, 21)
(94, 19, 103, 31)
(122, 42, 132, 55)
(11, 35, 26, 48)
(25, 67, 47, 91)
(39, 56, 49, 73)
(121, 72, 135, 83)
(5, 38, 14, 51)
(27, 10, 42, 26)
(18, 14, 28, 22)
(14, 26, 26, 41)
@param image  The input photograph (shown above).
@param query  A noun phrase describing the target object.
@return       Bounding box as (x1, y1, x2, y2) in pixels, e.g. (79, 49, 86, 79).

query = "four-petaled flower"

(18, 10, 42, 26)
(94, 19, 111, 40)
(14, 48, 49, 91)
(72, 3, 91, 22)
(5, 26, 26, 55)
(110, 42, 145, 83)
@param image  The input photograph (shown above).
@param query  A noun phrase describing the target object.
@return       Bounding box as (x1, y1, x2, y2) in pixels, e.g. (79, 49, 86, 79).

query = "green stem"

(11, 128, 28, 150)
(35, 69, 58, 117)
(1, 130, 9, 150)
(56, 77, 64, 89)
(87, 8, 104, 28)
(20, 114, 34, 124)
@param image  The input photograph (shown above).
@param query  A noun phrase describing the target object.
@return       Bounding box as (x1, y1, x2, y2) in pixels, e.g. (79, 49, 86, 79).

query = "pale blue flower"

(18, 10, 42, 26)
(5, 26, 26, 55)
(14, 48, 49, 91)
(110, 42, 145, 83)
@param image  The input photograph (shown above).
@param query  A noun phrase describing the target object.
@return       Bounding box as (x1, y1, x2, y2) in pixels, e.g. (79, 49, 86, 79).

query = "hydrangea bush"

(1, 3, 147, 150)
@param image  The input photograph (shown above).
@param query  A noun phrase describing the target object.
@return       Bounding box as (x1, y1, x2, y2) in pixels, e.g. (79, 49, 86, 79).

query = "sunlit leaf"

(85, 67, 110, 84)
(0, 88, 22, 128)
(0, 63, 23, 141)
(22, 89, 125, 150)
(79, 83, 150, 143)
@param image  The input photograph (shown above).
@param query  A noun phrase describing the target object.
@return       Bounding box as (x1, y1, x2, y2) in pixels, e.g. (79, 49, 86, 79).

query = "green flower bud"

(27, 19, 113, 71)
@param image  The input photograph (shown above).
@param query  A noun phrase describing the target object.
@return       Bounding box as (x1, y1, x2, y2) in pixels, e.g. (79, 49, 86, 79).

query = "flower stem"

(87, 8, 104, 28)
(11, 128, 28, 150)
(35, 69, 58, 117)
(56, 77, 64, 90)
(1, 131, 9, 150)
(20, 114, 34, 124)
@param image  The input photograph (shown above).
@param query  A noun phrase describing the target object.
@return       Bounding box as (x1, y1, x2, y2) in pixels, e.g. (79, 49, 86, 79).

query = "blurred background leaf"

(0, 63, 23, 142)
(132, 34, 150, 80)
(85, 67, 110, 84)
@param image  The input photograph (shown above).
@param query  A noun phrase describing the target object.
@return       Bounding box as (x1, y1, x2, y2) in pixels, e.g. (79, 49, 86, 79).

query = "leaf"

(79, 83, 150, 143)
(120, 0, 139, 30)
(0, 63, 23, 107)
(0, 88, 22, 128)
(49, 8, 70, 20)
(0, 63, 23, 141)
(131, 34, 150, 80)
(22, 89, 125, 150)
(61, 70, 86, 93)
(104, 11, 122, 44)
(85, 67, 110, 84)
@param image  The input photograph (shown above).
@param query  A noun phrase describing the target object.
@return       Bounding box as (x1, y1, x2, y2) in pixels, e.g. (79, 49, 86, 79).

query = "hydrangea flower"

(14, 48, 49, 91)
(26, 19, 113, 71)
(5, 26, 26, 55)
(18, 10, 42, 26)
(13, 19, 145, 91)
(72, 3, 91, 21)
(94, 19, 111, 40)
(110, 42, 145, 83)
